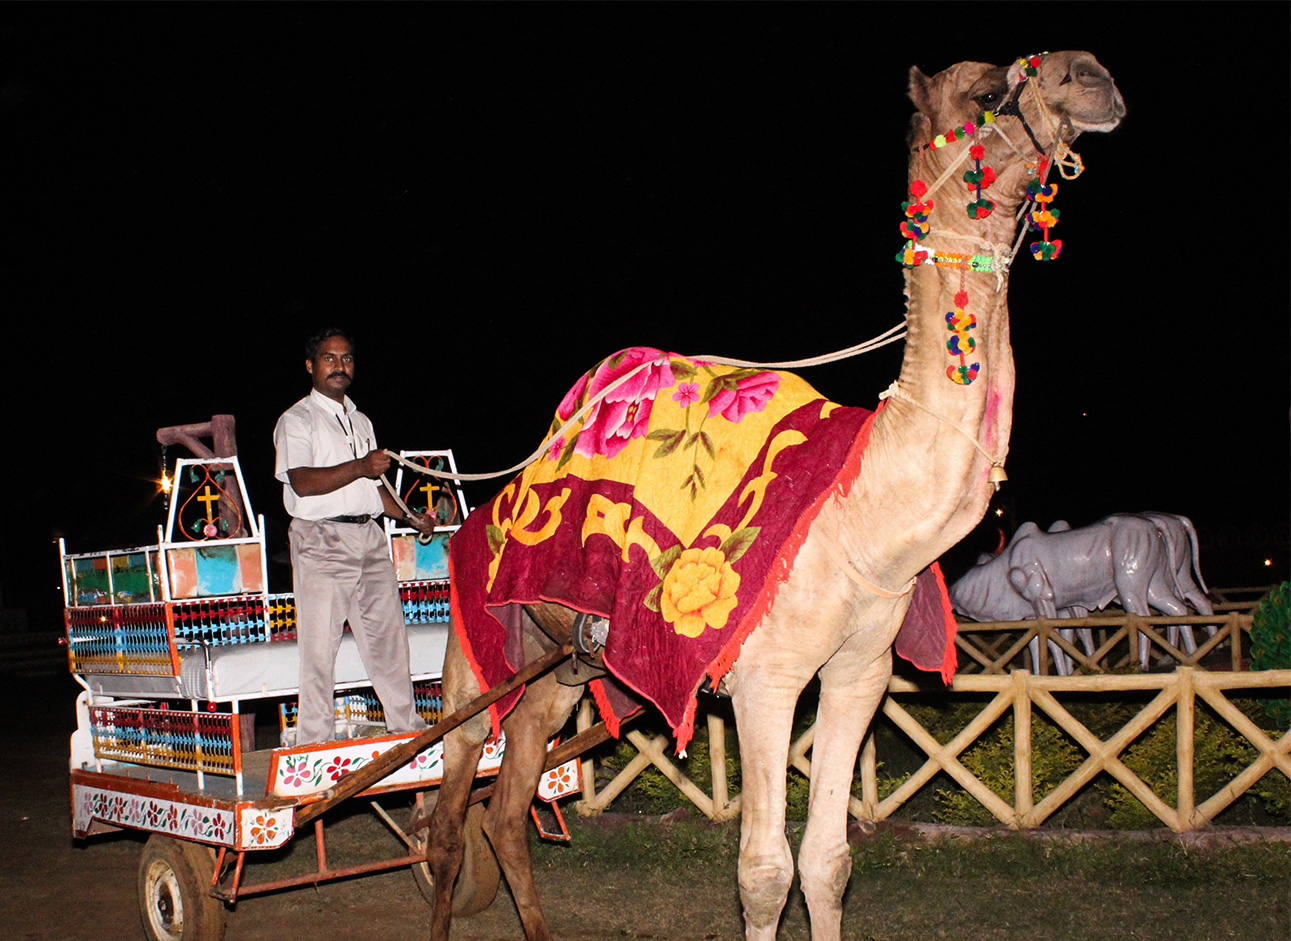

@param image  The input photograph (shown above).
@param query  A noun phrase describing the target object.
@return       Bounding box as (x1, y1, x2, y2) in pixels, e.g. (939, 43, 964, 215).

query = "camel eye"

(974, 90, 1003, 108)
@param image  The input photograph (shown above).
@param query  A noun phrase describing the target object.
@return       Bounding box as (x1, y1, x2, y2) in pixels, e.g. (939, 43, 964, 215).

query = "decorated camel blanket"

(450, 348, 957, 750)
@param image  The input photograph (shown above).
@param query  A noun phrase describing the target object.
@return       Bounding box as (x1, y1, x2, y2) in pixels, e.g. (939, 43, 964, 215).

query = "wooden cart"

(63, 446, 596, 941)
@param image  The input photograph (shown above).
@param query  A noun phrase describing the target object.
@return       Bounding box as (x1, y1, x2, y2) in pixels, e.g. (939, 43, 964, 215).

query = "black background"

(5, 4, 1288, 627)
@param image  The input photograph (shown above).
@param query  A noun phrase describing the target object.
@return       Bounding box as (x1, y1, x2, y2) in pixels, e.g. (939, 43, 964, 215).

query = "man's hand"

(358, 449, 392, 478)
(288, 449, 392, 497)
(404, 509, 436, 537)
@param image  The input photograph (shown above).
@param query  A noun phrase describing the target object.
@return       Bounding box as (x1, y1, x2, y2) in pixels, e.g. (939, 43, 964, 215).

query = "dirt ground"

(3, 674, 1288, 941)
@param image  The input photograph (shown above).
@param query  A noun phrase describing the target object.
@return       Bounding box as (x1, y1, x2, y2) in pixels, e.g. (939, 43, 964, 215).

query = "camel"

(425, 51, 1125, 941)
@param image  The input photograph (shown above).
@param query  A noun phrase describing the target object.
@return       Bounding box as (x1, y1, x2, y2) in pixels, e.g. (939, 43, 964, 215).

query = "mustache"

(327, 371, 351, 380)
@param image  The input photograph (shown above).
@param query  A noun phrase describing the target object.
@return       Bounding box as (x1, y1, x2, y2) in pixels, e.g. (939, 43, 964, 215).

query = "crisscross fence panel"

(954, 610, 1254, 675)
(575, 667, 1291, 833)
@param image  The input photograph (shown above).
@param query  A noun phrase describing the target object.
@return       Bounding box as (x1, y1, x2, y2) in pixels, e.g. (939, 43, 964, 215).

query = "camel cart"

(62, 447, 603, 941)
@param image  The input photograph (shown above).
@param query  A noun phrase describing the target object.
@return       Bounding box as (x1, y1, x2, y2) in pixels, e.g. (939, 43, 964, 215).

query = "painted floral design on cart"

(281, 755, 311, 789)
(538, 762, 580, 801)
(409, 744, 444, 776)
(199, 812, 228, 841)
(249, 812, 280, 846)
(324, 755, 357, 782)
(481, 734, 505, 763)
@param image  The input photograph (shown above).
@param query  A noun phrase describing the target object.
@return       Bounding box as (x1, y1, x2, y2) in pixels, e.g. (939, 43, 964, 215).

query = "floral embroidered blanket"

(450, 348, 957, 751)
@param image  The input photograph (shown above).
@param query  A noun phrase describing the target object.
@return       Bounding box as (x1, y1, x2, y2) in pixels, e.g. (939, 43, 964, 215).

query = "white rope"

(878, 381, 1003, 468)
(821, 533, 916, 599)
(388, 323, 910, 483)
(920, 140, 978, 202)
(690, 321, 908, 369)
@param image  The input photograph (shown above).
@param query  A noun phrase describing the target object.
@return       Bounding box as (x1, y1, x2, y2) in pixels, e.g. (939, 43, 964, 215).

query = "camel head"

(908, 51, 1124, 154)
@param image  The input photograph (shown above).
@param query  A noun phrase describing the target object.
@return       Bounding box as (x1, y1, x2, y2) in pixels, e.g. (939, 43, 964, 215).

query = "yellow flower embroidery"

(660, 546, 740, 638)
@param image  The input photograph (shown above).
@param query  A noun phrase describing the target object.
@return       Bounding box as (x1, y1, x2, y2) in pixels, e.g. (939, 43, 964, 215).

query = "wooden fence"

(573, 598, 1288, 832)
(953, 593, 1262, 675)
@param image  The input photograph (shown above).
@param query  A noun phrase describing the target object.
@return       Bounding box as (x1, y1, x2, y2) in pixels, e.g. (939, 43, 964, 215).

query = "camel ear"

(1006, 59, 1025, 93)
(908, 66, 933, 116)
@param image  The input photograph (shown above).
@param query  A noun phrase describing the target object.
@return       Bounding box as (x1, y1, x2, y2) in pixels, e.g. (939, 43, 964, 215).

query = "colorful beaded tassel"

(897, 179, 933, 268)
(945, 288, 979, 385)
(964, 144, 996, 219)
(1027, 157, 1062, 260)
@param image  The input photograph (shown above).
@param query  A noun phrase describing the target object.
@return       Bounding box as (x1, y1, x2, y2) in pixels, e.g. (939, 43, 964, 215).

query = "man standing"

(273, 328, 433, 744)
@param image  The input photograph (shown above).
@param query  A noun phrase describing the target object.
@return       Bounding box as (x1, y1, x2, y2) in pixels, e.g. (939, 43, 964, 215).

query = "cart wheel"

(411, 798, 501, 916)
(137, 835, 227, 941)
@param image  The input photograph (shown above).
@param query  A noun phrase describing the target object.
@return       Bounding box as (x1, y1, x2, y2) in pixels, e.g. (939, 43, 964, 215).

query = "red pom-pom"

(910, 180, 928, 197)
(954, 290, 969, 308)
(969, 144, 985, 160)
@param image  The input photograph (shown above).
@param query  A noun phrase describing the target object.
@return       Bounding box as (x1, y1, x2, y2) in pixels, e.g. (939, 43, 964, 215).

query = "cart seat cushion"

(81, 620, 450, 701)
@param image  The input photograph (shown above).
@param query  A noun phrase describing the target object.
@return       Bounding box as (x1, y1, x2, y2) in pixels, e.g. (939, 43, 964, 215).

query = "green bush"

(1104, 708, 1286, 828)
(1250, 582, 1291, 729)
(932, 714, 1084, 826)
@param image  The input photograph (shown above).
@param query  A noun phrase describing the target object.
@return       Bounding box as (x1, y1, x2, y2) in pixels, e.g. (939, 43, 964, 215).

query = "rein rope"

(386, 322, 909, 483)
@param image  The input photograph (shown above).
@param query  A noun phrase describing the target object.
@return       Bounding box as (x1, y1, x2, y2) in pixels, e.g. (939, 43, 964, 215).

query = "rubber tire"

(137, 835, 227, 941)
(411, 799, 502, 916)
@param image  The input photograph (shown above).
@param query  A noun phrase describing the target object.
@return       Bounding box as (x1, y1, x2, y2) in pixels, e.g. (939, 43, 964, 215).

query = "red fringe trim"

(703, 407, 882, 699)
(588, 679, 622, 739)
(448, 554, 505, 739)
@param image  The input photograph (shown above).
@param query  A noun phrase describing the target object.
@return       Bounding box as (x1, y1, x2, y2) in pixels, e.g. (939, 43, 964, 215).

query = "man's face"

(306, 337, 355, 402)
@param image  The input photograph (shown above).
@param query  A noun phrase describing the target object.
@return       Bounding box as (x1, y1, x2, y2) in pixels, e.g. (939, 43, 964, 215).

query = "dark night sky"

(4, 4, 1288, 624)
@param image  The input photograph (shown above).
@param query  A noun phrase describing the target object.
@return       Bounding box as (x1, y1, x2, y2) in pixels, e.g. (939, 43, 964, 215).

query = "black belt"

(324, 514, 376, 524)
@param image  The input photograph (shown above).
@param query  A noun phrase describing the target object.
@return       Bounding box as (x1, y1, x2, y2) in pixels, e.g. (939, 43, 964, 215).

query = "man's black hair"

(305, 327, 355, 360)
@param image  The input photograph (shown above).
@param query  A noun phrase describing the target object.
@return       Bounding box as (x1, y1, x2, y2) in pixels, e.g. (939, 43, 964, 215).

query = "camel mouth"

(1066, 85, 1127, 133)
(1069, 111, 1124, 133)
(1049, 53, 1126, 134)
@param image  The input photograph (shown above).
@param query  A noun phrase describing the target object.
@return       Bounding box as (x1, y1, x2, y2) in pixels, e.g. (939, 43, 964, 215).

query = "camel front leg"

(730, 681, 800, 941)
(797, 651, 893, 941)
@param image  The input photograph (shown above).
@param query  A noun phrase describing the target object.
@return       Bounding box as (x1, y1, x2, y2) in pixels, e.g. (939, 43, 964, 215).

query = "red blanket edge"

(448, 553, 506, 739)
(451, 552, 628, 740)
(929, 561, 959, 684)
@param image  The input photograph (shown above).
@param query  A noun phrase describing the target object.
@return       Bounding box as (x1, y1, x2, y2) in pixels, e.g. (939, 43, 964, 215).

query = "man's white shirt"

(274, 388, 384, 520)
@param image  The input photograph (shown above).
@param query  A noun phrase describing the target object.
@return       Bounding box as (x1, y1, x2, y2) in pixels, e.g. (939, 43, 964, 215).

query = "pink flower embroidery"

(672, 382, 700, 406)
(706, 371, 780, 423)
(558, 348, 677, 459)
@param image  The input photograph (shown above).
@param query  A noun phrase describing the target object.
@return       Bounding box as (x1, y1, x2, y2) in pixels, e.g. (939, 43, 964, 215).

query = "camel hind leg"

(483, 665, 583, 941)
(428, 610, 584, 941)
(413, 793, 500, 916)
(426, 629, 494, 941)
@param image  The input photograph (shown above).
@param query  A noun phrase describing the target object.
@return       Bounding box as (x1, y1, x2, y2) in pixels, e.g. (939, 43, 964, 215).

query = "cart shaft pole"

(295, 644, 574, 826)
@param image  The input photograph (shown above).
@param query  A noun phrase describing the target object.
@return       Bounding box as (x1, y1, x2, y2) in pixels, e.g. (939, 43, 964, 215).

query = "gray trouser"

(289, 518, 425, 744)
